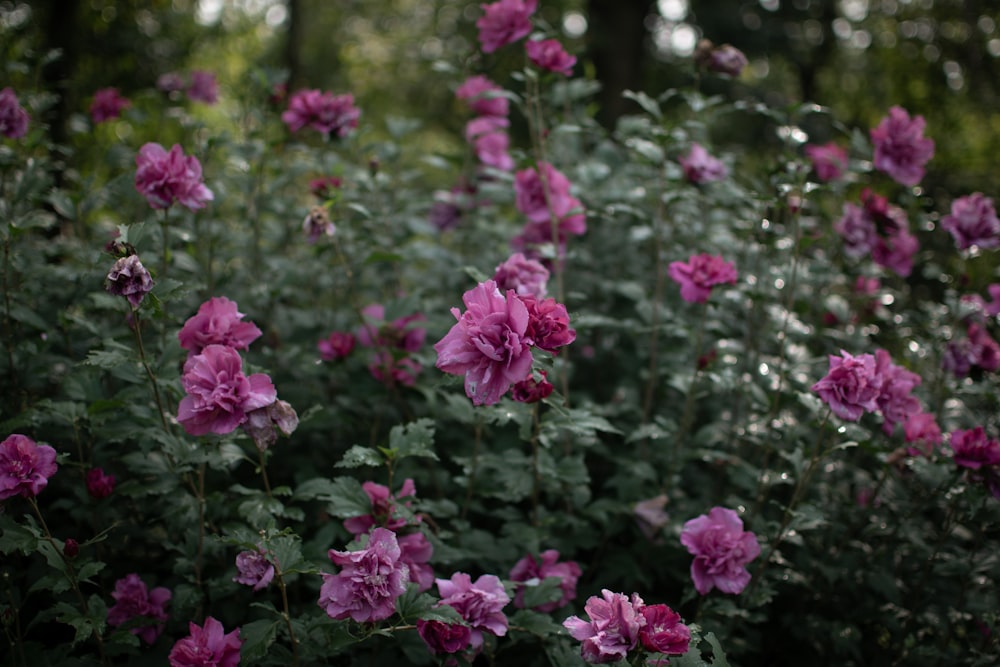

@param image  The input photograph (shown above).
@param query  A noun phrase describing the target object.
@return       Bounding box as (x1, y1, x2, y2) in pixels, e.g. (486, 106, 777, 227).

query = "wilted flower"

(476, 0, 537, 54)
(106, 254, 154, 309)
(805, 142, 849, 182)
(233, 549, 275, 591)
(811, 350, 881, 421)
(940, 192, 1000, 250)
(89, 87, 131, 123)
(680, 506, 760, 595)
(510, 370, 554, 403)
(679, 143, 728, 184)
(178, 297, 262, 356)
(417, 619, 473, 655)
(436, 572, 510, 647)
(509, 549, 581, 613)
(0, 434, 58, 500)
(638, 604, 691, 656)
(456, 75, 509, 117)
(493, 252, 549, 299)
(526, 39, 576, 76)
(107, 573, 172, 645)
(870, 105, 934, 187)
(0, 87, 29, 139)
(302, 205, 336, 242)
(177, 344, 277, 436)
(563, 589, 645, 664)
(168, 616, 242, 667)
(186, 70, 219, 104)
(240, 399, 298, 451)
(282, 89, 360, 138)
(318, 330, 355, 361)
(318, 527, 410, 622)
(668, 253, 738, 304)
(86, 467, 116, 500)
(134, 142, 214, 211)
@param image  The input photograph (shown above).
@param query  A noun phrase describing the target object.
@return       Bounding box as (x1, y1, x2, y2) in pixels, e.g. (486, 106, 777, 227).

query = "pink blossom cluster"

(835, 188, 918, 277)
(511, 162, 587, 258)
(475, 0, 537, 53)
(134, 142, 214, 211)
(668, 253, 738, 304)
(457, 75, 514, 172)
(89, 87, 131, 124)
(0, 87, 29, 139)
(679, 143, 728, 184)
(106, 573, 172, 645)
(282, 89, 360, 139)
(168, 616, 242, 667)
(0, 434, 58, 500)
(563, 589, 691, 663)
(156, 70, 220, 105)
(805, 141, 849, 182)
(418, 572, 510, 658)
(870, 105, 934, 187)
(509, 549, 581, 613)
(356, 303, 427, 388)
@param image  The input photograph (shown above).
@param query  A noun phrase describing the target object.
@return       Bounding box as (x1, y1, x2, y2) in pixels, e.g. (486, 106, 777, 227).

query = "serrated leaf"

(389, 419, 437, 460)
(239, 619, 280, 660)
(335, 445, 384, 468)
(294, 477, 372, 518)
(623, 90, 662, 119)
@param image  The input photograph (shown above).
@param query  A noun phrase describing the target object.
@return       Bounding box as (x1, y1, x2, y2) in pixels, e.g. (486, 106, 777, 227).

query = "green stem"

(674, 300, 710, 458)
(131, 309, 171, 433)
(274, 566, 301, 667)
(530, 403, 541, 526)
(257, 446, 273, 498)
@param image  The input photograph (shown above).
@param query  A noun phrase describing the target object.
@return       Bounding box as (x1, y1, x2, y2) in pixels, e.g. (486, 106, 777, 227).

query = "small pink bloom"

(456, 75, 509, 117)
(436, 572, 510, 645)
(135, 142, 214, 211)
(476, 0, 537, 54)
(417, 619, 473, 655)
(679, 143, 728, 184)
(309, 175, 343, 199)
(509, 549, 581, 613)
(903, 412, 942, 457)
(510, 370, 554, 403)
(233, 549, 275, 591)
(397, 531, 435, 592)
(178, 297, 262, 356)
(638, 603, 691, 655)
(633, 495, 670, 541)
(811, 350, 881, 421)
(466, 116, 514, 171)
(874, 349, 922, 434)
(949, 427, 1000, 470)
(343, 478, 418, 536)
(805, 142, 848, 182)
(106, 255, 154, 308)
(107, 573, 172, 645)
(177, 345, 277, 436)
(318, 331, 356, 361)
(941, 192, 1000, 250)
(493, 252, 549, 299)
(282, 89, 360, 138)
(872, 229, 919, 277)
(512, 163, 587, 252)
(835, 202, 879, 258)
(870, 106, 934, 187)
(563, 589, 645, 663)
(318, 528, 410, 622)
(168, 616, 242, 667)
(0, 434, 58, 500)
(86, 467, 116, 500)
(525, 39, 576, 76)
(186, 70, 219, 104)
(0, 87, 29, 139)
(680, 507, 760, 595)
(89, 87, 131, 123)
(522, 295, 576, 353)
(668, 253, 738, 304)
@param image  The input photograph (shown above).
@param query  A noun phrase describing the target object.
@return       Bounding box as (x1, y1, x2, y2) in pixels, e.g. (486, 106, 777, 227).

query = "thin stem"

(257, 446, 273, 498)
(530, 403, 541, 526)
(674, 300, 710, 450)
(274, 567, 301, 667)
(131, 309, 171, 433)
(160, 207, 170, 282)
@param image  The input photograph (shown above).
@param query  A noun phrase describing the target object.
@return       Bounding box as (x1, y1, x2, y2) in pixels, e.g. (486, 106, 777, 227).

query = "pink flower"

(634, 494, 670, 541)
(436, 572, 510, 645)
(679, 143, 728, 184)
(107, 573, 171, 645)
(680, 507, 760, 595)
(563, 590, 645, 663)
(456, 75, 509, 117)
(835, 202, 879, 258)
(805, 142, 848, 182)
(512, 162, 587, 249)
(811, 350, 881, 421)
(417, 619, 473, 655)
(358, 304, 426, 352)
(836, 189, 915, 276)
(696, 42, 748, 77)
(903, 412, 942, 457)
(526, 39, 576, 76)
(476, 0, 537, 54)
(668, 253, 738, 303)
(177, 345, 277, 436)
(872, 229, 919, 277)
(968, 322, 1000, 372)
(85, 467, 115, 500)
(106, 255, 154, 308)
(318, 527, 410, 622)
(870, 106, 934, 187)
(949, 427, 1000, 470)
(233, 549, 274, 591)
(318, 331, 356, 361)
(178, 297, 262, 356)
(941, 193, 1000, 250)
(510, 370, 554, 403)
(168, 616, 242, 667)
(493, 252, 549, 299)
(0, 87, 29, 139)
(509, 549, 581, 613)
(397, 531, 435, 592)
(186, 70, 219, 105)
(343, 478, 418, 535)
(309, 175, 342, 199)
(135, 142, 214, 211)
(466, 116, 514, 171)
(874, 349, 922, 434)
(281, 89, 360, 138)
(638, 604, 691, 655)
(89, 87, 131, 123)
(0, 434, 58, 500)
(157, 72, 186, 93)
(522, 296, 576, 353)
(434, 280, 534, 406)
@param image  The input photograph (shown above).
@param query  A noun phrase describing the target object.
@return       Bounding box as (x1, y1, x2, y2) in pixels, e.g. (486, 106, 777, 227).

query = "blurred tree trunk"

(38, 0, 83, 149)
(586, 0, 655, 129)
(285, 0, 304, 90)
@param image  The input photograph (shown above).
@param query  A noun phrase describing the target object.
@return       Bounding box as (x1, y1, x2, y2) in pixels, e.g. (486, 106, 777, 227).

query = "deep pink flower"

(434, 280, 535, 406)
(417, 619, 473, 655)
(309, 175, 342, 199)
(510, 370, 554, 403)
(512, 163, 587, 251)
(106, 255, 154, 308)
(456, 75, 509, 117)
(522, 295, 576, 353)
(872, 229, 919, 277)
(679, 143, 728, 184)
(240, 399, 298, 451)
(397, 531, 435, 592)
(465, 116, 514, 171)
(177, 345, 277, 436)
(949, 427, 1000, 470)
(563, 589, 645, 664)
(318, 331, 356, 361)
(638, 604, 691, 655)
(968, 322, 1000, 372)
(680, 507, 760, 595)
(63, 538, 79, 559)
(135, 142, 214, 211)
(86, 467, 115, 500)
(367, 351, 423, 388)
(874, 349, 922, 434)
(281, 89, 360, 138)
(493, 252, 549, 299)
(186, 70, 219, 105)
(233, 549, 274, 591)
(837, 189, 915, 275)
(805, 142, 848, 182)
(509, 549, 581, 613)
(436, 572, 510, 645)
(811, 350, 881, 421)
(903, 412, 942, 457)
(476, 0, 537, 53)
(855, 275, 881, 296)
(526, 39, 576, 76)
(168, 616, 242, 667)
(107, 573, 171, 645)
(0, 434, 58, 500)
(0, 87, 29, 139)
(343, 478, 418, 535)
(870, 106, 934, 187)
(668, 253, 738, 304)
(318, 527, 410, 622)
(941, 193, 1000, 250)
(178, 297, 262, 356)
(89, 87, 131, 123)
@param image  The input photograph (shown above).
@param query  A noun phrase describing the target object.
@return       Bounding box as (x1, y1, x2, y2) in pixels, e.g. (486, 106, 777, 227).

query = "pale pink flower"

(177, 345, 277, 436)
(668, 253, 738, 303)
(134, 142, 214, 211)
(89, 87, 131, 123)
(525, 39, 576, 76)
(680, 507, 760, 595)
(282, 89, 360, 138)
(436, 572, 510, 647)
(456, 75, 509, 117)
(805, 142, 848, 182)
(318, 527, 410, 622)
(168, 616, 242, 667)
(509, 549, 581, 613)
(679, 143, 728, 184)
(0, 434, 58, 500)
(870, 106, 934, 187)
(563, 589, 645, 663)
(493, 252, 549, 299)
(107, 573, 171, 645)
(177, 297, 262, 356)
(186, 70, 219, 104)
(700, 43, 748, 76)
(0, 87, 29, 139)
(811, 350, 882, 421)
(157, 72, 185, 93)
(940, 193, 1000, 250)
(476, 0, 537, 54)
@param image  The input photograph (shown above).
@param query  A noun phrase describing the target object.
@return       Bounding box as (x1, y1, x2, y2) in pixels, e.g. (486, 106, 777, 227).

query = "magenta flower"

(107, 573, 172, 645)
(168, 616, 242, 667)
(811, 350, 881, 421)
(941, 192, 1000, 250)
(436, 572, 510, 646)
(526, 39, 576, 76)
(870, 106, 934, 187)
(835, 202, 879, 258)
(135, 142, 214, 211)
(85, 467, 116, 500)
(186, 70, 219, 104)
(417, 619, 473, 655)
(177, 344, 277, 436)
(434, 280, 534, 406)
(358, 304, 426, 353)
(318, 527, 410, 622)
(0, 87, 29, 139)
(476, 0, 537, 53)
(805, 142, 848, 182)
(872, 229, 919, 277)
(318, 330, 356, 361)
(512, 162, 587, 253)
(679, 143, 728, 184)
(0, 434, 58, 500)
(466, 116, 514, 171)
(456, 75, 509, 117)
(680, 507, 760, 595)
(638, 604, 691, 655)
(701, 43, 748, 77)
(309, 175, 343, 199)
(89, 87, 131, 123)
(510, 370, 554, 403)
(106, 254, 154, 308)
(343, 478, 418, 535)
(874, 349, 922, 434)
(668, 253, 738, 304)
(233, 549, 275, 591)
(949, 427, 1000, 470)
(493, 252, 549, 299)
(522, 296, 576, 353)
(510, 549, 581, 613)
(397, 531, 435, 592)
(178, 297, 262, 356)
(903, 412, 942, 457)
(282, 89, 360, 138)
(563, 589, 645, 664)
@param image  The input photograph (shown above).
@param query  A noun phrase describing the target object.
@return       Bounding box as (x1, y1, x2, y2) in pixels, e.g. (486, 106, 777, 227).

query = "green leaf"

(395, 585, 464, 624)
(704, 632, 731, 667)
(623, 89, 662, 119)
(239, 619, 280, 661)
(294, 477, 372, 518)
(388, 418, 437, 461)
(335, 445, 384, 469)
